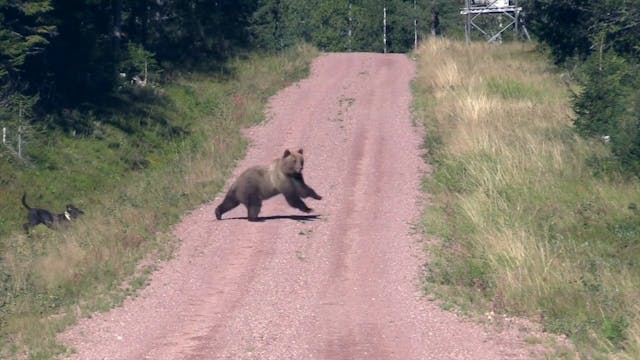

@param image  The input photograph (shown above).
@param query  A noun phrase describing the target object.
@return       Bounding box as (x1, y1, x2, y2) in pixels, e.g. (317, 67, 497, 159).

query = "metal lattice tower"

(461, 0, 530, 44)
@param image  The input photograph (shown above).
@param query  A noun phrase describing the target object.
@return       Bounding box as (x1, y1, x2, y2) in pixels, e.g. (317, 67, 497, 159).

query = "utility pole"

(349, 2, 353, 52)
(464, 0, 471, 45)
(383, 5, 387, 53)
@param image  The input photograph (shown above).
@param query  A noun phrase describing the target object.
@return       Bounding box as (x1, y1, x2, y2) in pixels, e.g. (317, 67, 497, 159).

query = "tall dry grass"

(0, 43, 318, 359)
(416, 38, 640, 358)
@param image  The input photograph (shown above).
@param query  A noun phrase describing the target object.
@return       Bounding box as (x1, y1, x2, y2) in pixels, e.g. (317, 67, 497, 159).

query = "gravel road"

(59, 53, 537, 359)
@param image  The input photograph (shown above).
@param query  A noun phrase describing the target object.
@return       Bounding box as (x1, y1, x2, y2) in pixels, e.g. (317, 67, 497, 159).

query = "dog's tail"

(21, 193, 31, 209)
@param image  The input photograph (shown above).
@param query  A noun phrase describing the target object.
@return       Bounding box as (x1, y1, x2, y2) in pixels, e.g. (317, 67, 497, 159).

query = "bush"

(573, 52, 640, 175)
(119, 43, 162, 86)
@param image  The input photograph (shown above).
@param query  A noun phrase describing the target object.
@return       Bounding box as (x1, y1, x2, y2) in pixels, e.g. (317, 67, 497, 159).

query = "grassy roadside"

(0, 43, 318, 359)
(413, 38, 640, 359)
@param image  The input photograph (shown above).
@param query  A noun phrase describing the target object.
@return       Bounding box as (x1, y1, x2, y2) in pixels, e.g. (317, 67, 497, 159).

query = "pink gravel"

(58, 53, 543, 359)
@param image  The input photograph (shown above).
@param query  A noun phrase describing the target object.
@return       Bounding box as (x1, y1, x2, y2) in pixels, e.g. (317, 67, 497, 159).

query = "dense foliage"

(526, 0, 640, 175)
(1, 0, 445, 149)
(6, 0, 634, 176)
(1, 0, 257, 131)
(250, 0, 436, 53)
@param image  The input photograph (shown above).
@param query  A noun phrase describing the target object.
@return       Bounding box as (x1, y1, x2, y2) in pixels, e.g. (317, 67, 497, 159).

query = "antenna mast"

(462, 0, 530, 44)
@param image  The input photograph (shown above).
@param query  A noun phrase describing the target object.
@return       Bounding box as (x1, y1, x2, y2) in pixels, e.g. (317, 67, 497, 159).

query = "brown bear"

(215, 149, 322, 221)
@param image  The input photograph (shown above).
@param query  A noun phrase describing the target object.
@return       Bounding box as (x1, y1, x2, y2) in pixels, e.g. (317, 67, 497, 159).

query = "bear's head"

(280, 148, 304, 176)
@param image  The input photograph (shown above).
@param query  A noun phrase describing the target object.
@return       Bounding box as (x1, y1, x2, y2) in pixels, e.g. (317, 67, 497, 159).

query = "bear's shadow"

(220, 214, 320, 222)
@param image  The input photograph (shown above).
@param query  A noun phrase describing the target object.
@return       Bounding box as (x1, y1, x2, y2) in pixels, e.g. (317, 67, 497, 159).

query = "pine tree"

(310, 0, 351, 51)
(527, 0, 640, 174)
(0, 0, 55, 106)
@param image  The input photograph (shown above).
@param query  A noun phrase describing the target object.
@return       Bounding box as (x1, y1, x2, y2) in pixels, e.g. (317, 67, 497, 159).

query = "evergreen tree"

(348, 0, 384, 52)
(526, 0, 640, 64)
(527, 0, 640, 174)
(310, 0, 351, 51)
(251, 0, 429, 53)
(0, 0, 55, 107)
(385, 0, 415, 52)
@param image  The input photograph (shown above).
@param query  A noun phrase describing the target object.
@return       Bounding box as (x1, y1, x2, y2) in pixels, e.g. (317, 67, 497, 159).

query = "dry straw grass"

(417, 38, 640, 358)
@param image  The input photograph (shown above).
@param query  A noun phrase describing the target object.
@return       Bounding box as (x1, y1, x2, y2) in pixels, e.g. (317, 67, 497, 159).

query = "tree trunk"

(113, 0, 123, 58)
(431, 9, 440, 36)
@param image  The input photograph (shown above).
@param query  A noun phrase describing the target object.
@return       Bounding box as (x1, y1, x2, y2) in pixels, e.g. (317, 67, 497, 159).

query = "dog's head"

(64, 205, 84, 221)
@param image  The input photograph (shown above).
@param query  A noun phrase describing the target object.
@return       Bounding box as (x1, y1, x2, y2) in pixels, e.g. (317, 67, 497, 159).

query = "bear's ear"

(297, 148, 303, 155)
(283, 149, 292, 158)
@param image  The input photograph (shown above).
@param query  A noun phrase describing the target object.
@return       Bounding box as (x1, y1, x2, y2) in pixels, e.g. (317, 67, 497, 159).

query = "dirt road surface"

(60, 53, 537, 359)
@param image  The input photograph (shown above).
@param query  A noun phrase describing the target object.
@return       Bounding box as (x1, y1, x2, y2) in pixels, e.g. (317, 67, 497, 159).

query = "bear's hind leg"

(215, 192, 240, 220)
(246, 195, 262, 222)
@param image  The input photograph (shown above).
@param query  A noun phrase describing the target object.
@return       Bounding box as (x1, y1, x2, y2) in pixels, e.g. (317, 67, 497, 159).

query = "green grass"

(485, 76, 545, 100)
(414, 38, 640, 359)
(0, 43, 318, 359)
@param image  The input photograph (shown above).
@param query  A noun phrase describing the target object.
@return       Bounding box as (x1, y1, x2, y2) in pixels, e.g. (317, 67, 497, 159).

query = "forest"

(2, 1, 638, 175)
(1, 0, 426, 135)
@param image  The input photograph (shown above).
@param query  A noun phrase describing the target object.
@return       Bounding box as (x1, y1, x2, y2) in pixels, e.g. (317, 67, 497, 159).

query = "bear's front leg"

(292, 174, 322, 200)
(306, 187, 322, 200)
(283, 192, 312, 213)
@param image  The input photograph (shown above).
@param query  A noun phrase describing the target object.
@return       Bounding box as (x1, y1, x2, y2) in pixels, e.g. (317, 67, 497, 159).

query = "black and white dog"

(22, 193, 84, 234)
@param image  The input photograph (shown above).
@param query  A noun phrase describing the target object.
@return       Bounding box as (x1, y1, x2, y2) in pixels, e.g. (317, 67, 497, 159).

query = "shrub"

(573, 52, 640, 175)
